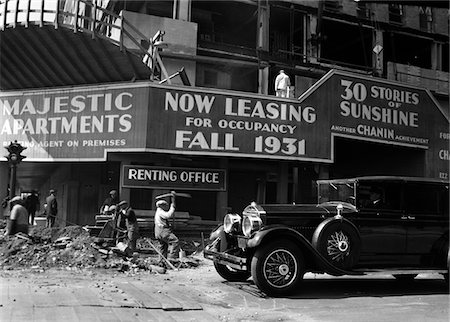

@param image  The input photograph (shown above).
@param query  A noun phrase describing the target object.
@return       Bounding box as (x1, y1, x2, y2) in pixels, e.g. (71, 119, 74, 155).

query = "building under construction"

(0, 0, 448, 229)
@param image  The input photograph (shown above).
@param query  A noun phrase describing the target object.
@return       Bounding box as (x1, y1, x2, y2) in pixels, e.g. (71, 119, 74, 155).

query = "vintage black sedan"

(204, 176, 449, 296)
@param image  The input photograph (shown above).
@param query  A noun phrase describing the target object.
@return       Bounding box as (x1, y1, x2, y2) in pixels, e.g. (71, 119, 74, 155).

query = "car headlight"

(223, 213, 241, 233)
(242, 215, 263, 237)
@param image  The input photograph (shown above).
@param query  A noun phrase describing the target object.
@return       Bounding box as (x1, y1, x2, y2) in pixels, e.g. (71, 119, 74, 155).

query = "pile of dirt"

(0, 221, 204, 274)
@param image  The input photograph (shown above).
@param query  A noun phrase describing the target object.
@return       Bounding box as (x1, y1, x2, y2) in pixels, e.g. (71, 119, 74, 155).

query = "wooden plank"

(162, 289, 203, 311)
(73, 305, 101, 322)
(47, 287, 83, 307)
(10, 307, 35, 321)
(30, 286, 60, 307)
(169, 310, 220, 322)
(0, 307, 13, 322)
(116, 282, 162, 309)
(97, 307, 121, 322)
(111, 307, 176, 322)
(134, 284, 183, 311)
(40, 306, 79, 322)
(71, 287, 112, 307)
(6, 284, 34, 308)
(105, 287, 141, 308)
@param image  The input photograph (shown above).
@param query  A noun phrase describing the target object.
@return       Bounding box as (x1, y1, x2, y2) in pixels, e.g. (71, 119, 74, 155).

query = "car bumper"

(204, 243, 248, 271)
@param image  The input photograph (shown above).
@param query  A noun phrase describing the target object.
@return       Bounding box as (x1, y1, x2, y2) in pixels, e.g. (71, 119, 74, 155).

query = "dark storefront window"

(269, 4, 306, 65)
(389, 4, 403, 25)
(130, 188, 153, 210)
(320, 19, 372, 70)
(192, 0, 257, 54)
(196, 62, 257, 92)
(384, 32, 432, 70)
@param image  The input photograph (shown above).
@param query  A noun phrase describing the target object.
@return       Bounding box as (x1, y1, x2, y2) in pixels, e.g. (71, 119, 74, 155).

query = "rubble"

(0, 219, 205, 274)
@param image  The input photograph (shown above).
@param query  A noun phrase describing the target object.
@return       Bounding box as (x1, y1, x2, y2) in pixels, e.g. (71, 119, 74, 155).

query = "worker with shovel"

(154, 192, 179, 267)
(117, 200, 139, 253)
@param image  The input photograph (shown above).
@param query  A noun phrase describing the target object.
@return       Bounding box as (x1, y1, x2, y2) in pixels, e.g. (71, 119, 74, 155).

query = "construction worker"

(6, 196, 28, 236)
(275, 69, 291, 97)
(100, 190, 119, 214)
(154, 192, 179, 265)
(117, 200, 139, 252)
(45, 189, 58, 228)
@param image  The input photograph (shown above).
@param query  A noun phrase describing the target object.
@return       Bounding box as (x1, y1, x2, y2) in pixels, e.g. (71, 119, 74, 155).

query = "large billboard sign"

(0, 84, 149, 160)
(326, 73, 432, 147)
(299, 71, 448, 180)
(145, 87, 330, 162)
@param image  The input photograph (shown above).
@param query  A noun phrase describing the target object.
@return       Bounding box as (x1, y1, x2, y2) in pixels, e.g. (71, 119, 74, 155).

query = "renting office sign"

(122, 165, 226, 191)
(0, 84, 149, 160)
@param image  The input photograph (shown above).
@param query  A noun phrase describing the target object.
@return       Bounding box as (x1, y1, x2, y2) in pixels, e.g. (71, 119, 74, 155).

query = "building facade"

(0, 0, 448, 228)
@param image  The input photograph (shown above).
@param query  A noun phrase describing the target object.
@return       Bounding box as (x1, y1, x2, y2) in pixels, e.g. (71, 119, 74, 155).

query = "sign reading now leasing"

(122, 165, 226, 191)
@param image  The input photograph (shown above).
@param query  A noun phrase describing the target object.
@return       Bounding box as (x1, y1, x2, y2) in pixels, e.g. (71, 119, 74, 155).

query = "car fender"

(312, 216, 361, 245)
(247, 225, 363, 276)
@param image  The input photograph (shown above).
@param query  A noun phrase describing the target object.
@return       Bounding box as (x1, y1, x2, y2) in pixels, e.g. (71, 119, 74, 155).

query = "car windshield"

(318, 181, 356, 206)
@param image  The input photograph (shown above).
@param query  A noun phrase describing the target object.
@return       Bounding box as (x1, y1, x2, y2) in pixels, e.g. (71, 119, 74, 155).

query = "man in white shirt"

(154, 193, 179, 265)
(275, 69, 291, 98)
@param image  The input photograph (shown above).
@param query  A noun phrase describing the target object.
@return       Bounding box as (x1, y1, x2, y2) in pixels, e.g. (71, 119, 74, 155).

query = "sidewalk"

(0, 268, 218, 322)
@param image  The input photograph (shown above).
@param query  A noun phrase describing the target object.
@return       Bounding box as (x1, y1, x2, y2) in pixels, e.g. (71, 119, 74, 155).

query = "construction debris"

(0, 220, 204, 274)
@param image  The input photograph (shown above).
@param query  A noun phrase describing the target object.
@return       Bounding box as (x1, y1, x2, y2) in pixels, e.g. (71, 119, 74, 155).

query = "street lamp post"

(4, 140, 26, 199)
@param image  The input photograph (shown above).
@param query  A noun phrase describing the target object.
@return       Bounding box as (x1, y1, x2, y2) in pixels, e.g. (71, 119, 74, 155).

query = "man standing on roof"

(275, 69, 291, 98)
(154, 192, 179, 265)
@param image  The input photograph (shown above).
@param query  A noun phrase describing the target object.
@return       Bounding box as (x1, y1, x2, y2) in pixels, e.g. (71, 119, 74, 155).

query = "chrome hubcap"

(278, 264, 289, 275)
(327, 231, 350, 262)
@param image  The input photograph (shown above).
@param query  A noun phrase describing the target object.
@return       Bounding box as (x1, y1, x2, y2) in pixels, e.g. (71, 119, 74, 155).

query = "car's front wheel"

(214, 262, 251, 282)
(251, 240, 304, 296)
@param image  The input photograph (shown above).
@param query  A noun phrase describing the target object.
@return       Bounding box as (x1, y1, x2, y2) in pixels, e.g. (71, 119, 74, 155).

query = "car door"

(354, 181, 408, 266)
(404, 182, 449, 267)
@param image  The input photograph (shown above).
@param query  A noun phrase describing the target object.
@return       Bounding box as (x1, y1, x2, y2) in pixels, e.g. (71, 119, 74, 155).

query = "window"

(269, 4, 306, 64)
(323, 0, 342, 13)
(389, 4, 403, 25)
(405, 183, 446, 215)
(419, 6, 433, 32)
(356, 2, 371, 19)
(320, 19, 373, 69)
(357, 182, 402, 210)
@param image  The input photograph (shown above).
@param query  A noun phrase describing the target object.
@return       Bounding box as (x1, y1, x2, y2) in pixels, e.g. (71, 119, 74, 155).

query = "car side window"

(357, 183, 401, 210)
(405, 183, 447, 215)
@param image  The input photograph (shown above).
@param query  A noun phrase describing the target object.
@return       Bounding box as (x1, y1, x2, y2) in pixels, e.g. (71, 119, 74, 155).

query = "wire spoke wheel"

(263, 249, 297, 288)
(326, 230, 351, 262)
(312, 220, 361, 270)
(252, 240, 304, 296)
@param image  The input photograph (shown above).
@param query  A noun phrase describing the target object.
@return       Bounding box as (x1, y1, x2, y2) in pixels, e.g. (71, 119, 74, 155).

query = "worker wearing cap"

(6, 196, 29, 236)
(45, 189, 58, 228)
(154, 193, 179, 265)
(100, 190, 119, 214)
(117, 200, 139, 252)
